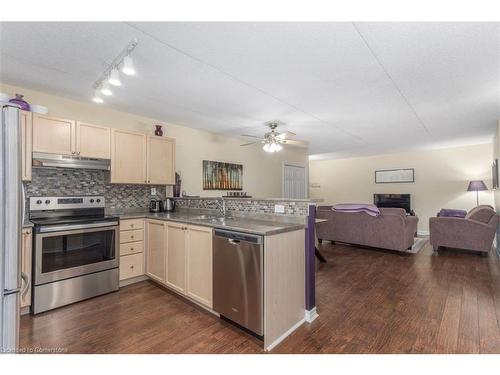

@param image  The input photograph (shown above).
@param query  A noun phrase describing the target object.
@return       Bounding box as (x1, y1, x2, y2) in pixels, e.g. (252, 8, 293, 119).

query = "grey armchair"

(429, 205, 497, 255)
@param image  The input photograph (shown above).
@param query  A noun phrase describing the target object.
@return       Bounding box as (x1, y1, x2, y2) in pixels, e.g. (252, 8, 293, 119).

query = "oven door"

(34, 223, 119, 285)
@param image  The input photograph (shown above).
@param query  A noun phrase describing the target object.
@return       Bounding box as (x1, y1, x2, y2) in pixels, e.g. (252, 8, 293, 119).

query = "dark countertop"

(112, 210, 305, 236)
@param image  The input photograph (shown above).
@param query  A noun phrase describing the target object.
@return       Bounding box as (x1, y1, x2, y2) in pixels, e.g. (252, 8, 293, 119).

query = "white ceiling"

(1, 22, 498, 159)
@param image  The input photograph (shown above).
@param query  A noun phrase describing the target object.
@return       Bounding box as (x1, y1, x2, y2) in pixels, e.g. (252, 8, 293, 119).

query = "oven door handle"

(38, 221, 119, 233)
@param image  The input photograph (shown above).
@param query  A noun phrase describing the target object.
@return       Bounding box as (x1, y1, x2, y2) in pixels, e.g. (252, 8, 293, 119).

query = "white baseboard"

(119, 275, 148, 287)
(265, 317, 306, 351)
(417, 230, 429, 236)
(305, 307, 319, 323)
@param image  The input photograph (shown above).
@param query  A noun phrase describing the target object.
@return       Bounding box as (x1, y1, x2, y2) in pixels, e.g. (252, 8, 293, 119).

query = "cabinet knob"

(130, 224, 134, 227)
(131, 235, 134, 239)
(130, 265, 134, 269)
(130, 247, 134, 251)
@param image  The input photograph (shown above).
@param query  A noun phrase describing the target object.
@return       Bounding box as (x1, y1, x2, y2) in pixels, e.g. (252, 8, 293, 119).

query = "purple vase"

(154, 125, 163, 136)
(9, 94, 30, 111)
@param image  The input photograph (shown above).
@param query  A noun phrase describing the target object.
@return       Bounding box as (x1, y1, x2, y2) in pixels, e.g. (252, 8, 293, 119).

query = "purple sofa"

(429, 205, 497, 255)
(316, 206, 418, 252)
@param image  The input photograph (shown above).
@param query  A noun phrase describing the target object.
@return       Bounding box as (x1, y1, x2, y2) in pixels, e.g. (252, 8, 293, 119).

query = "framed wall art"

(203, 160, 243, 190)
(375, 168, 415, 184)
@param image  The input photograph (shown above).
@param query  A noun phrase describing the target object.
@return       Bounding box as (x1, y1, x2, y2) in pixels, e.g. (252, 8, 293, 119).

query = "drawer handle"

(131, 224, 134, 227)
(130, 247, 134, 251)
(131, 235, 134, 239)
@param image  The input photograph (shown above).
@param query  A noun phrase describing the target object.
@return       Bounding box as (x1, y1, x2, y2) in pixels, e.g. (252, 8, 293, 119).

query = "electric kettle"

(162, 198, 176, 212)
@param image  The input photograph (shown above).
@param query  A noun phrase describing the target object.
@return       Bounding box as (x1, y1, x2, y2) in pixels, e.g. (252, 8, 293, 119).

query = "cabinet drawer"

(120, 241, 144, 256)
(120, 219, 144, 231)
(120, 229, 143, 243)
(120, 253, 144, 280)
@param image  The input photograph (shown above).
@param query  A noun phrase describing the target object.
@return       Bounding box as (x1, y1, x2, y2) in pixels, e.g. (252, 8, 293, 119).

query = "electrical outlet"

(151, 187, 157, 195)
(274, 204, 285, 214)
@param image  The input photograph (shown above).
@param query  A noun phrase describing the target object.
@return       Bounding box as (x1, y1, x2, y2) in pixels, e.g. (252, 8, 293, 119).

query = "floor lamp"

(467, 180, 488, 206)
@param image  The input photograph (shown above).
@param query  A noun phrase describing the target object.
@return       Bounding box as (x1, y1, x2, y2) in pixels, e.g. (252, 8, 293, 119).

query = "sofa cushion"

(465, 205, 495, 223)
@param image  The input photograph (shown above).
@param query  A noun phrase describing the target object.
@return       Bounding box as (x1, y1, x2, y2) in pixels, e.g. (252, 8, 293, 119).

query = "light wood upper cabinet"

(20, 111, 32, 181)
(76, 122, 111, 159)
(146, 219, 167, 283)
(111, 129, 147, 184)
(147, 136, 175, 185)
(186, 225, 213, 308)
(166, 222, 187, 293)
(33, 114, 75, 155)
(21, 228, 32, 309)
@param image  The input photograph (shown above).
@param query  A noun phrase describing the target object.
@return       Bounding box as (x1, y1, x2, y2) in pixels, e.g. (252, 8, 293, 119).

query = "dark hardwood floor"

(20, 241, 500, 353)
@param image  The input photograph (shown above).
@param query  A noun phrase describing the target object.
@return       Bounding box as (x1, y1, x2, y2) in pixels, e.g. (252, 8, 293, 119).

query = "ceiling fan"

(240, 121, 308, 153)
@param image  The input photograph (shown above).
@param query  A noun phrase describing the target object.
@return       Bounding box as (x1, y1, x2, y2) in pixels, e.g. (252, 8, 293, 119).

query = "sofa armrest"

(429, 216, 496, 252)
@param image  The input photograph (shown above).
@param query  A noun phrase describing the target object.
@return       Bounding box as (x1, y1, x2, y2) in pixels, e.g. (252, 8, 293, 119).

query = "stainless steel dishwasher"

(213, 229, 264, 336)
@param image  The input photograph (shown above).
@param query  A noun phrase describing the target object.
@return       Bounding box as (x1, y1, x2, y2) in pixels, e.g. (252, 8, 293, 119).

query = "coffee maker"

(149, 197, 161, 213)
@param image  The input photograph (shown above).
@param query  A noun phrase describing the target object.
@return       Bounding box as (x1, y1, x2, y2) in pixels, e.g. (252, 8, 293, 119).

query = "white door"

(283, 164, 307, 199)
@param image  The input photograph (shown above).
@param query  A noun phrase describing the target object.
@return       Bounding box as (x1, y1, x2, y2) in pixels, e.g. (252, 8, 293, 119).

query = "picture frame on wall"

(375, 168, 415, 184)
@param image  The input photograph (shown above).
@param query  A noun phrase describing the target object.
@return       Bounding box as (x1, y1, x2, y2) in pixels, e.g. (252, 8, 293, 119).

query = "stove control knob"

(90, 199, 95, 203)
(45, 199, 51, 205)
(96, 199, 101, 203)
(36, 199, 42, 205)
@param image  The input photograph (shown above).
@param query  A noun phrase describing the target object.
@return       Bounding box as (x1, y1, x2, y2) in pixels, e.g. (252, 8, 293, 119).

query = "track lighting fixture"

(108, 68, 122, 86)
(91, 39, 138, 104)
(100, 82, 112, 96)
(92, 90, 104, 103)
(122, 55, 136, 76)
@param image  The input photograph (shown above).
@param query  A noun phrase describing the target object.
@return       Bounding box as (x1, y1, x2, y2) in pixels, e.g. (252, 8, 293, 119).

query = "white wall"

(309, 143, 494, 232)
(1, 83, 308, 198)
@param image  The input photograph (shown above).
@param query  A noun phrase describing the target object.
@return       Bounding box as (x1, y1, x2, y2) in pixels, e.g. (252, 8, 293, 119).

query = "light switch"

(274, 204, 285, 214)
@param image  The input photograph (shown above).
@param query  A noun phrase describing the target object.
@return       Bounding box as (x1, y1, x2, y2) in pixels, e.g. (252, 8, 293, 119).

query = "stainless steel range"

(29, 196, 120, 314)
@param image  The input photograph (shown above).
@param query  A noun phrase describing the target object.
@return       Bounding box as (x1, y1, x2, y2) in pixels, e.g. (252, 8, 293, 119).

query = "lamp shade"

(467, 180, 488, 192)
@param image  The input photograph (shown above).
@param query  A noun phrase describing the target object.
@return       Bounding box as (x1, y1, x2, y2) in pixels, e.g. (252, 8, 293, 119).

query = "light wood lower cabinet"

(145, 220, 213, 308)
(119, 219, 145, 281)
(166, 222, 187, 293)
(21, 228, 32, 309)
(186, 225, 213, 308)
(145, 219, 167, 283)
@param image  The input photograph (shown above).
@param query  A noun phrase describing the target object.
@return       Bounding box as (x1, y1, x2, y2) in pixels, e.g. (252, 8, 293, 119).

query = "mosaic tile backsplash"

(175, 197, 310, 216)
(24, 168, 166, 210)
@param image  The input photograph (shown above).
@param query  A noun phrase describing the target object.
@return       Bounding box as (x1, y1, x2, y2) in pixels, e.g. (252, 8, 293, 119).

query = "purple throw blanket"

(437, 208, 467, 218)
(332, 203, 381, 217)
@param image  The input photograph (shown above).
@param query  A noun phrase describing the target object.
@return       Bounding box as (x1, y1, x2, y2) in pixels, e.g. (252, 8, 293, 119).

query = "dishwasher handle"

(214, 229, 263, 244)
(228, 239, 240, 245)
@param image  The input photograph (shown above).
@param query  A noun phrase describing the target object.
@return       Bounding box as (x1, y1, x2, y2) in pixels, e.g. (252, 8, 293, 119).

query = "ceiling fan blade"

(241, 134, 265, 140)
(281, 139, 309, 147)
(240, 141, 261, 146)
(276, 131, 297, 140)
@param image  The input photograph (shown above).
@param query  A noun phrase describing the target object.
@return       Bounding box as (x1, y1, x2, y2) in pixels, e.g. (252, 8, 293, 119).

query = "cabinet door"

(145, 220, 166, 283)
(32, 114, 75, 155)
(20, 111, 32, 181)
(76, 122, 111, 159)
(21, 229, 32, 308)
(186, 225, 213, 308)
(111, 129, 147, 184)
(147, 136, 175, 185)
(166, 222, 186, 293)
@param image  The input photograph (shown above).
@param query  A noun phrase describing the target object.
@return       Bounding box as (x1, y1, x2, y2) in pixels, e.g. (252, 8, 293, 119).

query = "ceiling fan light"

(100, 82, 113, 96)
(275, 143, 283, 152)
(122, 55, 136, 76)
(263, 143, 272, 152)
(108, 68, 122, 86)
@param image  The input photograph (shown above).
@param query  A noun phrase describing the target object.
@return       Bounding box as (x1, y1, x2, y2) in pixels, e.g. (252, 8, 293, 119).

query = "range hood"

(32, 152, 110, 171)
